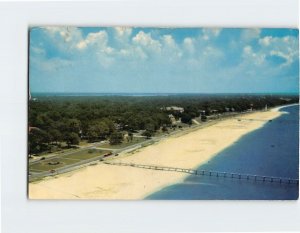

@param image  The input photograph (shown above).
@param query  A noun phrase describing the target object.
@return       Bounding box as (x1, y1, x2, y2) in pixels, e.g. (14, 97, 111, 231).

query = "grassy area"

(153, 130, 170, 137)
(29, 158, 76, 171)
(63, 149, 109, 160)
(79, 140, 89, 146)
(31, 143, 81, 158)
(100, 137, 147, 149)
(29, 149, 109, 172)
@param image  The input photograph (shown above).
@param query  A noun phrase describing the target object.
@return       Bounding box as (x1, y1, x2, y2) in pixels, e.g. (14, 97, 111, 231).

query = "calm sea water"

(146, 105, 299, 200)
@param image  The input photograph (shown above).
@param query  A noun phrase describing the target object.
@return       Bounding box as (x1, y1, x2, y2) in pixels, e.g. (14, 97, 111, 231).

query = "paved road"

(29, 141, 106, 165)
(28, 130, 185, 181)
(28, 115, 238, 181)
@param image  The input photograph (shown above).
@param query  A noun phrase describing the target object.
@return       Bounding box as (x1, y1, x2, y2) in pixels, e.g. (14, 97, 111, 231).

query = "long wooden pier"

(103, 161, 299, 185)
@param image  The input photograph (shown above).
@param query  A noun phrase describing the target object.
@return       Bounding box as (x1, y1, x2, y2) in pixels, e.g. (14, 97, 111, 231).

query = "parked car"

(103, 152, 113, 157)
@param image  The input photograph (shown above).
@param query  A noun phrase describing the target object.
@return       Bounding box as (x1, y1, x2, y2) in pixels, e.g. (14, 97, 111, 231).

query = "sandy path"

(29, 109, 283, 199)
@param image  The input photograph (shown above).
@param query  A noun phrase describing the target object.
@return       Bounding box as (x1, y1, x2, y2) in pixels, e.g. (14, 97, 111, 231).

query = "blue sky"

(29, 27, 299, 94)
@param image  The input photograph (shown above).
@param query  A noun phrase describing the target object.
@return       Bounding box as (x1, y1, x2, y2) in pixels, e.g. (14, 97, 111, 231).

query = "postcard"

(28, 27, 299, 200)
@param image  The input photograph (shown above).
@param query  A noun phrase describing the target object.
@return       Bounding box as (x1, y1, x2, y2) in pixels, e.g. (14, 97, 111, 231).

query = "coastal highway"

(29, 112, 243, 181)
(29, 141, 106, 165)
(29, 134, 164, 181)
(28, 126, 196, 181)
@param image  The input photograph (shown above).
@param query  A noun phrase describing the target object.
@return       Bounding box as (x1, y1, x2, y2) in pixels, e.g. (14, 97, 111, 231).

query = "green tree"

(109, 132, 123, 145)
(145, 123, 155, 133)
(67, 119, 81, 133)
(49, 129, 62, 144)
(201, 115, 207, 122)
(142, 130, 153, 139)
(102, 118, 115, 133)
(28, 128, 50, 155)
(48, 111, 61, 121)
(87, 121, 110, 141)
(162, 126, 168, 132)
(87, 126, 98, 142)
(64, 132, 80, 147)
(128, 132, 133, 141)
(35, 114, 53, 129)
(181, 113, 192, 124)
(97, 121, 109, 138)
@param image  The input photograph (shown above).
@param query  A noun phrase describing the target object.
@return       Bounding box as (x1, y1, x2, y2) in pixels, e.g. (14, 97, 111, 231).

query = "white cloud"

(270, 50, 290, 60)
(270, 49, 295, 67)
(259, 36, 298, 66)
(132, 31, 162, 54)
(36, 27, 298, 83)
(243, 45, 252, 55)
(162, 35, 176, 47)
(241, 28, 261, 41)
(258, 36, 272, 46)
(202, 28, 222, 40)
(32, 56, 73, 73)
(76, 41, 87, 50)
(76, 31, 108, 50)
(43, 26, 83, 48)
(114, 27, 132, 41)
(43, 26, 63, 35)
(75, 30, 116, 68)
(243, 45, 266, 65)
(43, 27, 115, 60)
(31, 46, 45, 55)
(183, 37, 195, 54)
(117, 46, 148, 60)
(202, 46, 223, 59)
(160, 35, 182, 61)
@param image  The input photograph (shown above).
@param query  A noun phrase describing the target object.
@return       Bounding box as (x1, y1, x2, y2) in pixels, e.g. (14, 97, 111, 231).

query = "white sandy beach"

(29, 109, 284, 199)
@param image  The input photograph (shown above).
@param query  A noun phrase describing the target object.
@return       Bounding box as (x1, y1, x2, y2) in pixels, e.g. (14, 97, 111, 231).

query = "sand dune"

(29, 109, 283, 199)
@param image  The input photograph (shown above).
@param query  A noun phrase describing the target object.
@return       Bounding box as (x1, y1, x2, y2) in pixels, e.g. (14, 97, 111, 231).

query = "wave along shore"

(29, 108, 285, 199)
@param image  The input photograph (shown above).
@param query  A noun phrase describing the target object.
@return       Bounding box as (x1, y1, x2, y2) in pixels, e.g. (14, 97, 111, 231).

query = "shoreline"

(29, 106, 289, 199)
(271, 103, 299, 112)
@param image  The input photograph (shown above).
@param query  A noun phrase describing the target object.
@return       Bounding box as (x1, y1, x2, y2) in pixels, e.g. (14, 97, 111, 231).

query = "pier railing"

(104, 161, 299, 185)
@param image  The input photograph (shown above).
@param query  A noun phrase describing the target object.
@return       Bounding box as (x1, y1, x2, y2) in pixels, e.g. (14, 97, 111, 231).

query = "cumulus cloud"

(76, 30, 109, 50)
(31, 55, 73, 73)
(31, 46, 45, 55)
(132, 31, 162, 55)
(183, 37, 195, 54)
(259, 36, 272, 46)
(31, 27, 298, 93)
(241, 28, 261, 41)
(114, 27, 132, 41)
(259, 36, 298, 66)
(242, 45, 266, 65)
(43, 26, 83, 50)
(160, 35, 182, 61)
(203, 46, 223, 59)
(118, 46, 148, 60)
(162, 35, 176, 48)
(202, 28, 222, 40)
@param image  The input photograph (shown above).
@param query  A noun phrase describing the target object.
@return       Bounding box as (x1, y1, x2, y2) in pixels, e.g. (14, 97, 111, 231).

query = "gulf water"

(146, 105, 299, 200)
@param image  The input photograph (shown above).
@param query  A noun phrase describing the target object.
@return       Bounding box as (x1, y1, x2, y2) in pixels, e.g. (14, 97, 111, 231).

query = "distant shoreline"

(31, 92, 300, 97)
(271, 103, 299, 112)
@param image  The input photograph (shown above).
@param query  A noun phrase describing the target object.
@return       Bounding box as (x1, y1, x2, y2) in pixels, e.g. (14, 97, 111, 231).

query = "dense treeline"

(28, 94, 298, 155)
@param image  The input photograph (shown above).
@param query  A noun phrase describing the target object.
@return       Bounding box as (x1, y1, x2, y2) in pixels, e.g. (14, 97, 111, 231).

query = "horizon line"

(31, 91, 299, 95)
